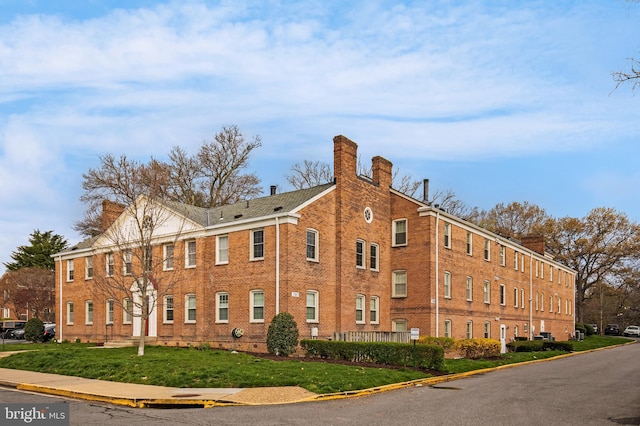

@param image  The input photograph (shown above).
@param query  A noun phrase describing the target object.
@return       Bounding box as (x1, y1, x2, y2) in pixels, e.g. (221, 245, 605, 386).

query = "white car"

(623, 325, 640, 337)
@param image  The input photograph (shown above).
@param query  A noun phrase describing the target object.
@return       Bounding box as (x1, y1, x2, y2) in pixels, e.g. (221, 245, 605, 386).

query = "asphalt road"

(1, 341, 639, 425)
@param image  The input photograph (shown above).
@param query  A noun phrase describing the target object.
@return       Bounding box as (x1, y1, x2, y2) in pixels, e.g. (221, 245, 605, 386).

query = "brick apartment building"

(53, 135, 575, 352)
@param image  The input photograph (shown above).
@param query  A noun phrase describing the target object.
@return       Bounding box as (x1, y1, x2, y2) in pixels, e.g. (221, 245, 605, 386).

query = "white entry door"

(500, 324, 507, 354)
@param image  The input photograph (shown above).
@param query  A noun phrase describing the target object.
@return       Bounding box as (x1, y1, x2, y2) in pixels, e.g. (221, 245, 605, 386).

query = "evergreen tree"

(4, 230, 68, 271)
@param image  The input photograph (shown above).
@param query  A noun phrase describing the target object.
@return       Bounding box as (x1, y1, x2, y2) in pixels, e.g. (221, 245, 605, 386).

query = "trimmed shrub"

(542, 341, 573, 352)
(267, 312, 299, 356)
(300, 340, 444, 370)
(456, 338, 501, 359)
(583, 323, 595, 336)
(417, 336, 457, 352)
(507, 340, 544, 352)
(24, 318, 44, 342)
(575, 323, 586, 335)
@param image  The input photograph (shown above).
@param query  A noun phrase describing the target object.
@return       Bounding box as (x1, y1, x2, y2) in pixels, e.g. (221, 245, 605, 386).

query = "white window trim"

(484, 321, 491, 338)
(123, 298, 132, 324)
(85, 300, 93, 325)
(466, 232, 473, 256)
(85, 256, 93, 280)
(66, 259, 74, 282)
(306, 229, 319, 262)
(513, 287, 519, 308)
(370, 243, 379, 272)
(163, 244, 174, 271)
(500, 284, 506, 306)
(306, 290, 319, 323)
(370, 296, 379, 325)
(106, 253, 114, 277)
(185, 294, 196, 324)
(216, 235, 229, 265)
(484, 280, 490, 304)
(123, 250, 133, 275)
(250, 290, 265, 323)
(66, 302, 74, 325)
(250, 229, 265, 261)
(466, 276, 473, 301)
(443, 271, 452, 299)
(185, 240, 197, 268)
(484, 239, 490, 261)
(106, 299, 114, 324)
(500, 245, 505, 266)
(392, 219, 408, 247)
(356, 239, 366, 269)
(521, 288, 526, 310)
(392, 270, 407, 298)
(466, 321, 473, 339)
(163, 295, 174, 324)
(216, 292, 229, 323)
(392, 319, 407, 332)
(443, 222, 451, 249)
(444, 319, 452, 338)
(355, 294, 365, 324)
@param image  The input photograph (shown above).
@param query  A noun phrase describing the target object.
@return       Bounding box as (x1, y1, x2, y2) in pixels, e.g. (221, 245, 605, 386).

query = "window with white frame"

(521, 288, 525, 309)
(514, 325, 519, 338)
(85, 300, 93, 325)
(535, 260, 539, 277)
(355, 295, 365, 324)
(306, 229, 319, 262)
(500, 284, 506, 305)
(392, 270, 407, 297)
(185, 294, 196, 323)
(540, 293, 544, 311)
(251, 229, 264, 260)
(444, 320, 452, 338)
(123, 298, 132, 324)
(67, 259, 74, 281)
(370, 296, 379, 324)
(164, 244, 174, 270)
(106, 299, 114, 324)
(535, 292, 539, 311)
(123, 250, 132, 275)
(484, 321, 491, 338)
(550, 295, 553, 313)
(216, 235, 229, 264)
(443, 271, 451, 299)
(67, 302, 74, 325)
(393, 219, 407, 246)
(558, 297, 561, 313)
(217, 292, 229, 322)
(250, 290, 265, 322)
(356, 239, 365, 269)
(484, 280, 490, 304)
(443, 222, 451, 248)
(500, 245, 505, 266)
(466, 276, 473, 301)
(370, 243, 379, 271)
(514, 251, 518, 270)
(484, 239, 490, 261)
(466, 231, 473, 255)
(392, 319, 407, 332)
(185, 240, 196, 268)
(466, 321, 473, 339)
(143, 246, 152, 272)
(306, 291, 318, 322)
(164, 295, 174, 323)
(513, 287, 518, 308)
(540, 262, 544, 279)
(85, 256, 93, 279)
(558, 268, 561, 284)
(521, 254, 525, 272)
(549, 265, 553, 282)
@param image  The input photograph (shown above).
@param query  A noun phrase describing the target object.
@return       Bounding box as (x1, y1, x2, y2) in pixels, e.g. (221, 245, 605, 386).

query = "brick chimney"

(521, 235, 545, 255)
(333, 135, 358, 182)
(372, 155, 392, 188)
(101, 200, 126, 232)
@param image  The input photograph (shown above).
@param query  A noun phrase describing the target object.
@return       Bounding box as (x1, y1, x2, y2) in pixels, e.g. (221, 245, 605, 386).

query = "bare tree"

(467, 201, 551, 239)
(612, 1, 640, 92)
(0, 267, 55, 321)
(286, 160, 333, 189)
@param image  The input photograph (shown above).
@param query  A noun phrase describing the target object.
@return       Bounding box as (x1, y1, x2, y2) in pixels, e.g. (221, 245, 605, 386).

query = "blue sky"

(1, 0, 639, 274)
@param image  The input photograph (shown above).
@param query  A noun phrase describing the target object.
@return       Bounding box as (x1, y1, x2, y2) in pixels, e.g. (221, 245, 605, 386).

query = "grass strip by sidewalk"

(0, 336, 630, 394)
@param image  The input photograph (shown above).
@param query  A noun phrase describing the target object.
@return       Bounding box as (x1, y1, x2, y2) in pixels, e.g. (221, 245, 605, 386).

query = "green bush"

(24, 318, 44, 342)
(267, 312, 299, 356)
(300, 340, 444, 370)
(507, 340, 544, 352)
(417, 336, 457, 352)
(575, 323, 586, 334)
(542, 341, 573, 351)
(583, 323, 595, 336)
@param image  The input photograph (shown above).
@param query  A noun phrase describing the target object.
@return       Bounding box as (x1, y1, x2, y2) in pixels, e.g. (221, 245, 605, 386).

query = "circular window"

(364, 207, 373, 223)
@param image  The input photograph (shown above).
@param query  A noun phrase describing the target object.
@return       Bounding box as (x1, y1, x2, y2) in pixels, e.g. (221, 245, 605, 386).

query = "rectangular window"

(123, 298, 132, 324)
(217, 292, 229, 322)
(540, 293, 544, 311)
(66, 302, 74, 325)
(306, 291, 318, 322)
(185, 294, 196, 323)
(85, 256, 93, 279)
(144, 246, 153, 272)
(85, 301, 93, 325)
(185, 240, 196, 267)
(558, 297, 561, 313)
(514, 251, 519, 270)
(484, 239, 490, 261)
(251, 290, 264, 322)
(370, 243, 379, 271)
(393, 219, 407, 246)
(466, 232, 473, 255)
(466, 276, 473, 301)
(123, 250, 132, 275)
(444, 320, 451, 338)
(164, 244, 174, 270)
(306, 229, 319, 262)
(355, 295, 365, 324)
(67, 259, 74, 281)
(164, 295, 174, 323)
(550, 296, 553, 313)
(484, 321, 491, 338)
(521, 254, 525, 272)
(540, 262, 544, 279)
(393, 270, 407, 297)
(521, 288, 526, 309)
(500, 284, 506, 306)
(356, 239, 365, 268)
(443, 271, 451, 299)
(443, 222, 451, 248)
(549, 266, 553, 282)
(500, 245, 505, 266)
(466, 321, 473, 339)
(216, 235, 229, 264)
(514, 287, 519, 308)
(484, 280, 491, 304)
(251, 229, 264, 260)
(370, 296, 379, 324)
(535, 260, 539, 277)
(393, 320, 407, 332)
(106, 299, 114, 324)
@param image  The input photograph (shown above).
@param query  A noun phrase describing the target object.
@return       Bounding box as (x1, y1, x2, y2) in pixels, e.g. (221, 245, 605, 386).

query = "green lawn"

(0, 336, 631, 394)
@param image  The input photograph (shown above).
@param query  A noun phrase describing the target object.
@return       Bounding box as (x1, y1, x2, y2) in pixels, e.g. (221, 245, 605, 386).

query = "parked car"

(623, 325, 640, 337)
(0, 320, 27, 339)
(43, 323, 56, 341)
(9, 328, 25, 339)
(589, 324, 599, 334)
(604, 324, 621, 336)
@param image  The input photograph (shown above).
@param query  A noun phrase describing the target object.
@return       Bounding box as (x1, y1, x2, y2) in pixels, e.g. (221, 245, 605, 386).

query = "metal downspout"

(529, 253, 533, 340)
(58, 255, 63, 343)
(275, 216, 280, 315)
(435, 209, 440, 337)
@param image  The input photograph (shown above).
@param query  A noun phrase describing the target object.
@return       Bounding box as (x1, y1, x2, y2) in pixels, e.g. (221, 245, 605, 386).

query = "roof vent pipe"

(423, 179, 429, 202)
